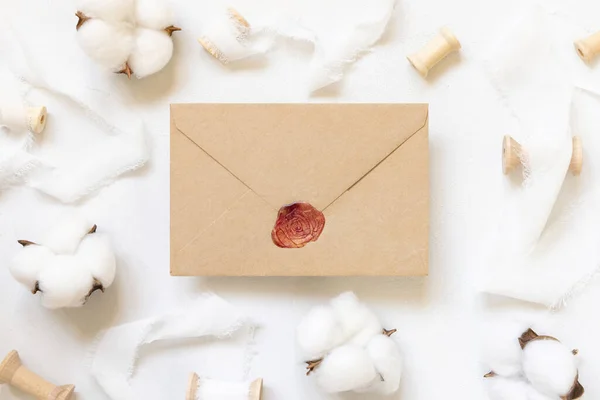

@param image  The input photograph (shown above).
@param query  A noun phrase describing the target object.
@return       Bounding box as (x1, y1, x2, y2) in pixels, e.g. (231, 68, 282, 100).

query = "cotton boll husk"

(134, 0, 175, 30)
(42, 214, 94, 255)
(522, 340, 577, 397)
(315, 344, 377, 393)
(9, 245, 54, 289)
(297, 306, 343, 361)
(77, 20, 134, 70)
(77, 233, 116, 288)
(38, 256, 94, 309)
(330, 292, 382, 345)
(77, 0, 135, 22)
(362, 335, 402, 394)
(127, 28, 173, 78)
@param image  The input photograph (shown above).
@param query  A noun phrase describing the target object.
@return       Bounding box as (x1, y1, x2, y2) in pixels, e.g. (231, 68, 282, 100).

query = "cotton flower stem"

(85, 279, 105, 301)
(17, 240, 36, 247)
(383, 328, 397, 337)
(483, 371, 496, 378)
(75, 11, 90, 30)
(164, 26, 182, 36)
(31, 281, 41, 295)
(117, 63, 133, 79)
(88, 225, 97, 234)
(305, 359, 322, 376)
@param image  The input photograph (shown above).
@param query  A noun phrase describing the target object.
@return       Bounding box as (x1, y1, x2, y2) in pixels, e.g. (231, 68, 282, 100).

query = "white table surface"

(0, 0, 599, 399)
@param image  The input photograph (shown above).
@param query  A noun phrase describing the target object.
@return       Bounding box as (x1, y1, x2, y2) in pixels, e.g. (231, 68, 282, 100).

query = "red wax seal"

(271, 202, 325, 248)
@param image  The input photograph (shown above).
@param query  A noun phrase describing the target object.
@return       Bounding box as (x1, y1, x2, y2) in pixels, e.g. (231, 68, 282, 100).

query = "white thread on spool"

(0, 350, 75, 400)
(407, 27, 461, 78)
(0, 105, 47, 134)
(502, 135, 582, 176)
(574, 31, 600, 63)
(198, 8, 253, 64)
(186, 373, 263, 400)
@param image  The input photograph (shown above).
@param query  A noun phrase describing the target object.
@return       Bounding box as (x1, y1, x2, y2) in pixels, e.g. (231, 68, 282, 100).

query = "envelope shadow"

(195, 275, 428, 308)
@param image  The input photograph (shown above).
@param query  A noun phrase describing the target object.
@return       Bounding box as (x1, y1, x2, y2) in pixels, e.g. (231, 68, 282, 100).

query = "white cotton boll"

(522, 340, 577, 397)
(297, 306, 343, 361)
(9, 245, 54, 290)
(362, 335, 402, 395)
(38, 256, 94, 309)
(315, 345, 377, 393)
(77, 0, 135, 22)
(77, 233, 116, 288)
(77, 20, 134, 70)
(127, 28, 173, 78)
(134, 0, 175, 30)
(42, 214, 94, 255)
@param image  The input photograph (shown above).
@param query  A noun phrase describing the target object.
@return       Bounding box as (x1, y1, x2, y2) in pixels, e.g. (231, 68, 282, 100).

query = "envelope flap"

(172, 104, 428, 210)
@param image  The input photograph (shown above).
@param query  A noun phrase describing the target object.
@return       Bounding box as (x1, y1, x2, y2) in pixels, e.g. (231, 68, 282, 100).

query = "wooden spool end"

(186, 372, 199, 400)
(502, 135, 522, 175)
(0, 350, 75, 400)
(26, 106, 47, 134)
(407, 27, 461, 78)
(574, 31, 600, 63)
(249, 378, 263, 400)
(0, 350, 22, 384)
(570, 136, 583, 175)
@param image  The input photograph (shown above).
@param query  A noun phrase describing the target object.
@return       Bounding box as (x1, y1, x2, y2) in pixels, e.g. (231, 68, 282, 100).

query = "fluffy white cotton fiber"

(78, 0, 135, 22)
(134, 0, 175, 30)
(77, 233, 117, 288)
(8, 214, 117, 309)
(128, 28, 174, 79)
(315, 344, 377, 393)
(38, 256, 95, 309)
(364, 334, 403, 394)
(77, 20, 134, 70)
(297, 292, 402, 395)
(9, 245, 54, 290)
(76, 0, 178, 78)
(523, 340, 578, 397)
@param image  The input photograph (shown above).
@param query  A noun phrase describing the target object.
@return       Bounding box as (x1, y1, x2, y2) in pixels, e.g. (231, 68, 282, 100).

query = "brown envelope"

(171, 104, 429, 276)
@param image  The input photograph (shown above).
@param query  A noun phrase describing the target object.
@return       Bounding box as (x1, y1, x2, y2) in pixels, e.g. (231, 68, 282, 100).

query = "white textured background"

(0, 0, 599, 399)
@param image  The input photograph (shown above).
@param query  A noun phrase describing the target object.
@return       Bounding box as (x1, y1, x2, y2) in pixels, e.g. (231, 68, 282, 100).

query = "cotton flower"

(75, 0, 180, 79)
(483, 328, 584, 400)
(9, 214, 116, 309)
(297, 292, 402, 395)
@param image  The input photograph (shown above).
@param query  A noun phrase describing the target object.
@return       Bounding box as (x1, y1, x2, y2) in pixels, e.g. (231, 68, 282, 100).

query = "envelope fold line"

(176, 189, 253, 255)
(174, 122, 276, 211)
(321, 110, 429, 212)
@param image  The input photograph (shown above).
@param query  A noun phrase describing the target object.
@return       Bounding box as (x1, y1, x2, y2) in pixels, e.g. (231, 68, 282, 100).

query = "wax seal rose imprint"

(271, 203, 325, 248)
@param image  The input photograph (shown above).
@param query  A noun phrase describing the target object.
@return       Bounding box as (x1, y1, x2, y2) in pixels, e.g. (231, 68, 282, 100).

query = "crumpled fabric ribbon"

(198, 0, 396, 92)
(90, 294, 246, 400)
(481, 6, 600, 308)
(0, 27, 149, 203)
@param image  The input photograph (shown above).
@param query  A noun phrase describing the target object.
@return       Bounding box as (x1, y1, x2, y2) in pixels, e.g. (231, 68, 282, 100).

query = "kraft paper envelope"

(171, 104, 429, 276)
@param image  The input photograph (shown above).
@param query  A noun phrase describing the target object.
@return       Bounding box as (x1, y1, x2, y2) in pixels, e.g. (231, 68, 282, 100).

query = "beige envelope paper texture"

(171, 104, 429, 276)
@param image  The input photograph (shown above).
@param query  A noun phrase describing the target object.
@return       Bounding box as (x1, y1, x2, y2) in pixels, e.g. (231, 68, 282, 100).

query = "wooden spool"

(198, 8, 250, 64)
(27, 106, 47, 134)
(186, 373, 262, 400)
(575, 31, 600, 63)
(407, 27, 461, 77)
(502, 135, 583, 176)
(0, 350, 75, 400)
